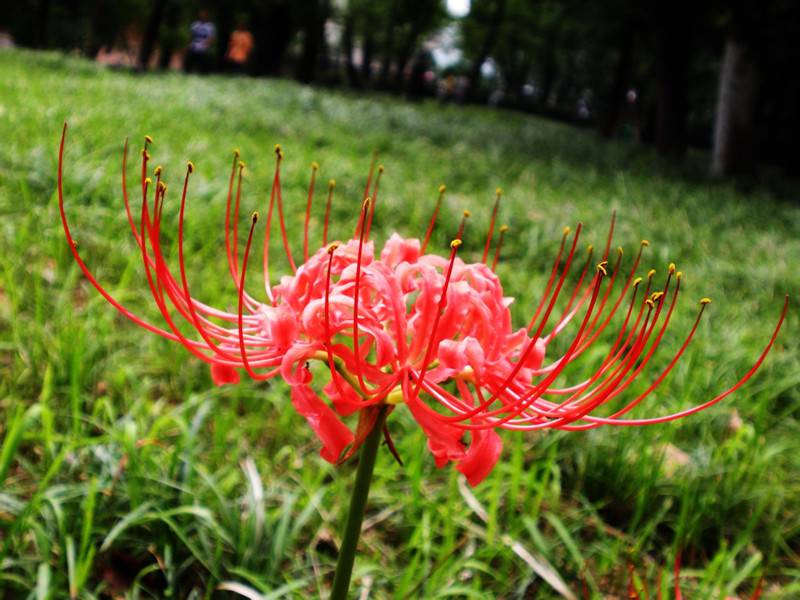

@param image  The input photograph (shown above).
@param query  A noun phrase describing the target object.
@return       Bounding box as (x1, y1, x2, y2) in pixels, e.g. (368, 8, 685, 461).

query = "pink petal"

(457, 428, 503, 487)
(210, 363, 240, 386)
(291, 383, 354, 463)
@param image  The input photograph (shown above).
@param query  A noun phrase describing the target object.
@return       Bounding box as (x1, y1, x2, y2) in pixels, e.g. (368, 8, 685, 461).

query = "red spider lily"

(57, 125, 788, 487)
(614, 554, 764, 599)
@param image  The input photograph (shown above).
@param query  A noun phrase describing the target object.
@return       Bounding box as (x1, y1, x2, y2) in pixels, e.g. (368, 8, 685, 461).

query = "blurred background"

(3, 0, 800, 178)
(1, 1, 799, 599)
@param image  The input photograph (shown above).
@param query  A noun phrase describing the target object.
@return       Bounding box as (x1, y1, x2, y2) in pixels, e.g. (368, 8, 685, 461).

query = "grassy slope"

(0, 49, 798, 598)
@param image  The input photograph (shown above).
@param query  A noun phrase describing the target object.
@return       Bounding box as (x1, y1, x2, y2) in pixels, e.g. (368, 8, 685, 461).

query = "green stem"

(330, 406, 388, 600)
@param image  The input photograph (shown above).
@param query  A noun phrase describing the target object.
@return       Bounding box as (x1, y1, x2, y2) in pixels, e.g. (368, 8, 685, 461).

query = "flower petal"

(291, 382, 354, 463)
(457, 428, 503, 487)
(210, 363, 240, 386)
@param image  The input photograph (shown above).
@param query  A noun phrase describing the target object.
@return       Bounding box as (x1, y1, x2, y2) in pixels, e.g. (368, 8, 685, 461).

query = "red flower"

(57, 126, 788, 486)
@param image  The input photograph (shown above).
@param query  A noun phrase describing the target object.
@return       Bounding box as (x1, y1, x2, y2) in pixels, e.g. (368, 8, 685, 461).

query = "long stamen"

(303, 161, 319, 261)
(456, 209, 470, 240)
(273, 145, 296, 273)
(481, 187, 502, 263)
(224, 149, 240, 280)
(421, 184, 446, 254)
(351, 197, 373, 394)
(239, 212, 268, 378)
(364, 165, 383, 240)
(323, 179, 335, 246)
(490, 224, 509, 271)
(411, 237, 463, 402)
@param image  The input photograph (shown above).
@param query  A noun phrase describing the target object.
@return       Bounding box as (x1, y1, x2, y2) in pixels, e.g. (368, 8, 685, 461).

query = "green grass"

(1, 48, 798, 598)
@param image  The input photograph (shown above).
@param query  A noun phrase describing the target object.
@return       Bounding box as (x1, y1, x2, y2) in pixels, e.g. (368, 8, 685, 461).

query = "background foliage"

(0, 49, 798, 598)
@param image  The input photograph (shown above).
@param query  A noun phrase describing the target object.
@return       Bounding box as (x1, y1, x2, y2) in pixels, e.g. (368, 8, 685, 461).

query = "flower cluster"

(57, 125, 787, 486)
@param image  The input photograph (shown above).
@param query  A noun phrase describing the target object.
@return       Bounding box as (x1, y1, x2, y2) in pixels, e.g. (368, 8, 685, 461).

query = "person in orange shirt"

(225, 21, 254, 74)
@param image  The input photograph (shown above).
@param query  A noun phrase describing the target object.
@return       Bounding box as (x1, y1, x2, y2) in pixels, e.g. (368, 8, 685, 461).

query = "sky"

(447, 0, 470, 18)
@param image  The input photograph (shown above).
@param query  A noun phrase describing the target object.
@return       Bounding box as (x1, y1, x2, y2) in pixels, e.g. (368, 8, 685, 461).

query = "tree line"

(5, 0, 799, 177)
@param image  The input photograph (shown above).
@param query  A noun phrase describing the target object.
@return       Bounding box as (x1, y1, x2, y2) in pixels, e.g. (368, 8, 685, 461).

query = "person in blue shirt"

(184, 9, 216, 74)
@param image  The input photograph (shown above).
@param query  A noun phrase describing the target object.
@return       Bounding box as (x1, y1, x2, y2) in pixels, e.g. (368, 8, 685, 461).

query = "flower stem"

(330, 405, 388, 600)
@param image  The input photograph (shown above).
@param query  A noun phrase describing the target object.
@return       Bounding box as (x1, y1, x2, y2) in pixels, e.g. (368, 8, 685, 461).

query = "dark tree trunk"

(157, 0, 180, 69)
(215, 0, 234, 70)
(465, 0, 507, 101)
(378, 10, 396, 87)
(34, 0, 51, 48)
(653, 0, 692, 159)
(361, 30, 374, 83)
(343, 11, 360, 87)
(599, 24, 635, 138)
(138, 0, 168, 70)
(296, 0, 326, 83)
(711, 35, 758, 176)
(250, 4, 295, 76)
(537, 29, 559, 109)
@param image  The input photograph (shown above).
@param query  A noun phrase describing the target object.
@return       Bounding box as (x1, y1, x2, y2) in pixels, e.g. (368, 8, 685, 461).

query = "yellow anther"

(154, 165, 162, 177)
(233, 148, 240, 157)
(378, 165, 385, 173)
(141, 149, 150, 159)
(311, 161, 319, 170)
(668, 262, 676, 273)
(641, 239, 649, 247)
(157, 181, 166, 193)
(239, 161, 245, 170)
(274, 144, 282, 155)
(251, 211, 259, 223)
(328, 179, 336, 188)
(144, 177, 152, 186)
(450, 239, 463, 249)
(144, 135, 153, 145)
(587, 244, 594, 254)
(647, 268, 656, 279)
(438, 184, 446, 194)
(596, 262, 608, 276)
(633, 276, 643, 287)
(562, 226, 571, 236)
(651, 291, 664, 302)
(676, 271, 682, 279)
(617, 246, 624, 256)
(362, 197, 372, 210)
(700, 297, 712, 305)
(327, 242, 340, 254)
(495, 187, 503, 196)
(187, 161, 195, 173)
(499, 224, 509, 233)
(646, 299, 655, 308)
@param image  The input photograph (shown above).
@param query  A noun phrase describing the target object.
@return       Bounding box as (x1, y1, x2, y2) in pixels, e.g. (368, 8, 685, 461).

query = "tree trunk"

(653, 0, 691, 159)
(215, 0, 234, 70)
(599, 25, 635, 138)
(250, 3, 295, 76)
(296, 0, 325, 83)
(343, 11, 360, 87)
(711, 36, 758, 176)
(138, 0, 168, 70)
(378, 4, 397, 87)
(34, 0, 51, 48)
(465, 0, 507, 101)
(158, 1, 180, 69)
(361, 30, 374, 83)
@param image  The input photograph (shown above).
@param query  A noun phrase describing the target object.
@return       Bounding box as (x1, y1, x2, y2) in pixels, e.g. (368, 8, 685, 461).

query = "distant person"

(184, 9, 216, 74)
(225, 21, 254, 74)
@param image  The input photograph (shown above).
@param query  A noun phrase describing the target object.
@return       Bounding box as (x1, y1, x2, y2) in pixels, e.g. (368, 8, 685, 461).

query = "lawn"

(0, 48, 798, 598)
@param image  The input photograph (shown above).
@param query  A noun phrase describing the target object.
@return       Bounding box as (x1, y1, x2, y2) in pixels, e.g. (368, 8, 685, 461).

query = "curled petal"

(457, 428, 503, 487)
(380, 233, 421, 268)
(210, 363, 240, 386)
(291, 382, 354, 463)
